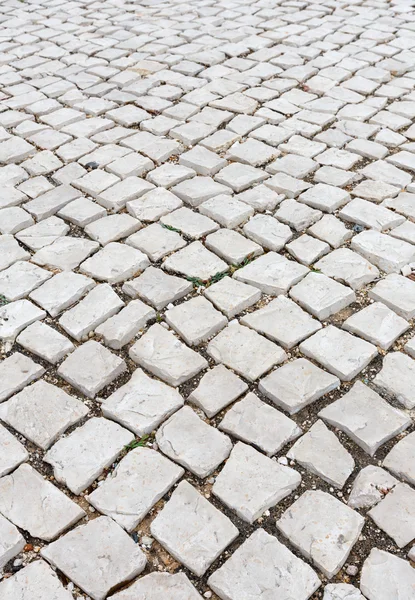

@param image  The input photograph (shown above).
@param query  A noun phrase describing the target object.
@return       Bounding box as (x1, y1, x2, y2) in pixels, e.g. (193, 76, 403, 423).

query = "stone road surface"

(1, 0, 415, 598)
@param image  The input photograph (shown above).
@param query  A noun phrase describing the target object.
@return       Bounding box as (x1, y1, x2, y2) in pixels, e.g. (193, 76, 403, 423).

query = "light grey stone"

(352, 180, 400, 203)
(0, 560, 74, 600)
(319, 381, 410, 456)
(287, 420, 354, 489)
(171, 177, 231, 208)
(80, 242, 150, 283)
(150, 481, 238, 576)
(290, 272, 356, 320)
(234, 251, 308, 295)
(127, 187, 182, 222)
(287, 234, 330, 266)
(101, 368, 183, 436)
(0, 379, 88, 450)
(374, 352, 415, 408)
(243, 214, 292, 251)
(188, 364, 248, 418)
(16, 321, 74, 363)
(0, 207, 33, 235)
(160, 207, 219, 239)
(147, 164, 195, 188)
(205, 228, 263, 265)
(241, 296, 321, 349)
(213, 442, 301, 523)
(99, 177, 155, 213)
(0, 464, 85, 541)
(266, 172, 312, 198)
(219, 392, 301, 456)
(127, 223, 186, 262)
(109, 572, 202, 600)
(165, 296, 227, 345)
(130, 324, 208, 386)
(87, 447, 183, 531)
(179, 145, 226, 176)
(58, 340, 126, 398)
(259, 358, 340, 415)
(383, 432, 415, 486)
(0, 235, 30, 271)
(348, 466, 398, 509)
(85, 214, 141, 246)
(24, 185, 81, 221)
(323, 584, 365, 600)
(299, 325, 378, 381)
(343, 302, 409, 350)
(95, 299, 155, 349)
(208, 529, 321, 600)
(360, 159, 412, 188)
(0, 514, 25, 569)
(360, 549, 415, 600)
(275, 199, 322, 232)
(16, 216, 69, 251)
(339, 198, 405, 232)
(163, 241, 228, 281)
(41, 516, 146, 600)
(369, 274, 415, 319)
(32, 236, 99, 271)
(157, 406, 231, 477)
(0, 353, 44, 403)
(237, 184, 283, 212)
(315, 248, 379, 290)
(45, 417, 134, 495)
(277, 490, 364, 579)
(0, 261, 51, 301)
(199, 195, 254, 228)
(299, 184, 350, 213)
(369, 483, 415, 548)
(30, 271, 96, 318)
(383, 192, 415, 220)
(0, 299, 46, 341)
(204, 275, 260, 318)
(0, 423, 28, 477)
(308, 214, 353, 248)
(123, 266, 192, 310)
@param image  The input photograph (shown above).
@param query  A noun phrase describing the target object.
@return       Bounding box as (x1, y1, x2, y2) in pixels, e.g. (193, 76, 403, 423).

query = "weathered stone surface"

(29, 271, 96, 318)
(360, 549, 415, 600)
(0, 299, 46, 341)
(0, 423, 28, 477)
(165, 296, 227, 345)
(0, 561, 74, 600)
(163, 241, 228, 280)
(234, 252, 308, 295)
(0, 514, 25, 569)
(41, 516, 146, 600)
(0, 261, 51, 301)
(0, 464, 85, 541)
(150, 481, 238, 577)
(16, 321, 74, 364)
(219, 392, 301, 456)
(315, 248, 379, 290)
(80, 241, 149, 283)
(130, 324, 207, 386)
(44, 417, 134, 494)
(204, 276, 261, 318)
(95, 299, 155, 349)
(0, 353, 44, 403)
(369, 274, 415, 319)
(156, 406, 232, 478)
(287, 420, 354, 489)
(323, 584, 365, 600)
(383, 432, 415, 486)
(290, 272, 355, 320)
(343, 302, 409, 350)
(88, 447, 183, 531)
(208, 529, 321, 600)
(109, 573, 203, 600)
(351, 230, 415, 274)
(373, 352, 415, 409)
(123, 266, 192, 310)
(369, 483, 415, 548)
(348, 466, 398, 510)
(277, 490, 364, 579)
(188, 364, 248, 417)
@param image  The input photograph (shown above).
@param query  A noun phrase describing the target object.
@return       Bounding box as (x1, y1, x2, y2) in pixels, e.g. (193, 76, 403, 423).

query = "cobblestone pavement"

(1, 0, 415, 598)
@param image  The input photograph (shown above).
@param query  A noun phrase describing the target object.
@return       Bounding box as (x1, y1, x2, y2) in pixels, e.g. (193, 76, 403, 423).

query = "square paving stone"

(208, 323, 286, 381)
(150, 480, 238, 577)
(110, 572, 202, 600)
(219, 392, 301, 456)
(0, 352, 44, 403)
(241, 296, 321, 349)
(101, 368, 183, 436)
(179, 145, 227, 175)
(300, 325, 378, 381)
(369, 273, 415, 319)
(351, 230, 415, 274)
(130, 324, 208, 386)
(342, 302, 409, 350)
(339, 198, 405, 232)
(0, 464, 85, 541)
(29, 271, 96, 318)
(0, 299, 46, 341)
(41, 516, 146, 600)
(233, 252, 309, 295)
(163, 241, 228, 281)
(156, 406, 232, 478)
(373, 352, 415, 409)
(286, 234, 330, 266)
(126, 187, 182, 222)
(259, 358, 340, 415)
(95, 299, 155, 350)
(199, 195, 254, 228)
(315, 248, 379, 290)
(165, 296, 227, 345)
(44, 417, 134, 494)
(236, 184, 282, 212)
(208, 528, 321, 600)
(16, 217, 69, 252)
(243, 214, 292, 251)
(215, 163, 269, 192)
(213, 442, 301, 523)
(205, 228, 263, 265)
(299, 183, 350, 213)
(0, 423, 28, 477)
(348, 465, 399, 510)
(58, 340, 126, 398)
(277, 490, 364, 579)
(0, 235, 30, 271)
(147, 164, 195, 188)
(275, 199, 322, 232)
(85, 214, 141, 246)
(0, 560, 74, 600)
(383, 432, 415, 486)
(0, 261, 51, 301)
(0, 380, 88, 450)
(204, 276, 261, 318)
(171, 177, 231, 208)
(0, 514, 25, 569)
(360, 548, 415, 600)
(16, 321, 74, 364)
(32, 237, 99, 271)
(287, 420, 354, 489)
(160, 207, 219, 239)
(59, 283, 124, 341)
(80, 242, 150, 283)
(87, 447, 183, 531)
(319, 381, 411, 456)
(127, 223, 186, 262)
(123, 266, 192, 310)
(188, 364, 248, 418)
(309, 214, 353, 249)
(369, 483, 415, 548)
(58, 197, 106, 226)
(290, 272, 356, 320)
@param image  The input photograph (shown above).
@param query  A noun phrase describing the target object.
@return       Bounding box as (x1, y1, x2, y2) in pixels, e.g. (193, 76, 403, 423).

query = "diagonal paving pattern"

(1, 0, 415, 598)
